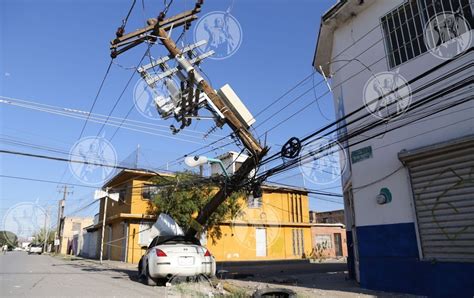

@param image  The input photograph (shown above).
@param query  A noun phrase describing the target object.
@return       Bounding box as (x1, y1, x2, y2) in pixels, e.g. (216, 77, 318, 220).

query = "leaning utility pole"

(110, 1, 268, 237)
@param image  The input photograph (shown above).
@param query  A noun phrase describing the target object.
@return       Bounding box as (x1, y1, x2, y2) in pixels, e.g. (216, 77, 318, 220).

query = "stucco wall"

(311, 225, 348, 258)
(324, 0, 474, 295)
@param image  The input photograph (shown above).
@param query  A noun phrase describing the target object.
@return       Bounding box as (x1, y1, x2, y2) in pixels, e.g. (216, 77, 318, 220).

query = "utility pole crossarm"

(110, 8, 201, 58)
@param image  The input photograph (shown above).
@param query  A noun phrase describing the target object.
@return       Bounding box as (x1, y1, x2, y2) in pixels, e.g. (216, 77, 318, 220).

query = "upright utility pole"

(99, 188, 109, 264)
(109, 1, 269, 237)
(43, 206, 51, 252)
(56, 185, 73, 253)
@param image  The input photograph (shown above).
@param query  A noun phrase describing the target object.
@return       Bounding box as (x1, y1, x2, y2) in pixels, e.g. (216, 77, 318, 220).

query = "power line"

(0, 96, 226, 140)
(154, 1, 449, 168)
(78, 60, 114, 139)
(257, 91, 471, 181)
(0, 174, 97, 189)
(94, 51, 148, 137)
(0, 96, 221, 146)
(254, 1, 472, 137)
(259, 49, 473, 167)
(255, 56, 473, 178)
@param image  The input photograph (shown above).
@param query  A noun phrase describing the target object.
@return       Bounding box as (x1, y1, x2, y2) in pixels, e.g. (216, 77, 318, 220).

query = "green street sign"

(351, 146, 373, 164)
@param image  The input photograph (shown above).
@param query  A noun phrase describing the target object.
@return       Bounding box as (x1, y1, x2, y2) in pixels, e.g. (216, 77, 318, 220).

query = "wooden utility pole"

(56, 185, 72, 253)
(42, 206, 51, 253)
(99, 188, 109, 264)
(110, 2, 268, 237)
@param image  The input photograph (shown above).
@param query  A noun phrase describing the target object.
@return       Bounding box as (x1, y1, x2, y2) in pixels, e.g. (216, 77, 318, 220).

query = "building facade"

(85, 169, 312, 264)
(58, 217, 93, 255)
(309, 209, 345, 224)
(311, 223, 348, 259)
(85, 169, 169, 263)
(206, 184, 313, 262)
(313, 0, 473, 296)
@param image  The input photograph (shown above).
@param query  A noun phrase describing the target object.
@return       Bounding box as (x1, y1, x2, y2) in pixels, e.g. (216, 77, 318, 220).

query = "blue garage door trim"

(357, 222, 474, 297)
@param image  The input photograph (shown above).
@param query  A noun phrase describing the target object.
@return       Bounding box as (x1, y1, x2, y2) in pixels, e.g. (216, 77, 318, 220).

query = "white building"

(313, 0, 473, 296)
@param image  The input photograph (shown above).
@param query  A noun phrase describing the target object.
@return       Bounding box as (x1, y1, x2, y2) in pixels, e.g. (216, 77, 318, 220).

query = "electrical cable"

(78, 60, 114, 139)
(258, 77, 472, 182)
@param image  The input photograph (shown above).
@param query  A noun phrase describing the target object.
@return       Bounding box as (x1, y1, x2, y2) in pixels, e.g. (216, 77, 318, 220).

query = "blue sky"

(0, 0, 341, 228)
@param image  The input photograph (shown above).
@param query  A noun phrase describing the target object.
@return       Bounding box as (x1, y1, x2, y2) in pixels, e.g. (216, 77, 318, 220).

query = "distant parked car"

(138, 235, 216, 286)
(28, 244, 42, 255)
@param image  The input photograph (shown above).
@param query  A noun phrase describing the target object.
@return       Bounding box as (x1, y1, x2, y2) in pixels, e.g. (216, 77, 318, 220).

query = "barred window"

(381, 0, 473, 68)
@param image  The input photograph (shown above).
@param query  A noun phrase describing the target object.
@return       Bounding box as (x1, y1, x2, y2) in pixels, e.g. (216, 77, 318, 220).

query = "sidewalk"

(51, 254, 138, 272)
(51, 254, 416, 297)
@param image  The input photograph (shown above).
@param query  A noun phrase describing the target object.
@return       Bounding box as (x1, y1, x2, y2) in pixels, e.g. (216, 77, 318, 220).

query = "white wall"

(328, 0, 474, 227)
(81, 230, 98, 258)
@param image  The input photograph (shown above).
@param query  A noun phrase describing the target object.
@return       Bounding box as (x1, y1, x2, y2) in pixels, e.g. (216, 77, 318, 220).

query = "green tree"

(32, 228, 55, 246)
(0, 231, 18, 248)
(151, 172, 243, 244)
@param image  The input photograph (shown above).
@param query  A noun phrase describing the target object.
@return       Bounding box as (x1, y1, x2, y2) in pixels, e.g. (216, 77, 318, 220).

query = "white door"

(255, 228, 267, 257)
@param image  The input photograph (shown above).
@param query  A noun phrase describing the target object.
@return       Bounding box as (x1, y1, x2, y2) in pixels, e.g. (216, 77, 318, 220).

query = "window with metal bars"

(381, 0, 473, 68)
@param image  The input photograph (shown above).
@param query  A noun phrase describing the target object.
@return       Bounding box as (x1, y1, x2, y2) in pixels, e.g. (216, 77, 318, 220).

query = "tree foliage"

(0, 230, 18, 248)
(32, 228, 55, 245)
(151, 172, 243, 244)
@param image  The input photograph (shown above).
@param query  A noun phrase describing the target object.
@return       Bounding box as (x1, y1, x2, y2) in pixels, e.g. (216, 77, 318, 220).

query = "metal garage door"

(399, 136, 474, 262)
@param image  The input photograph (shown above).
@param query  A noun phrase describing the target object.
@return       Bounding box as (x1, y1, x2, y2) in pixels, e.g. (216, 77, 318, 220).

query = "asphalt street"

(0, 251, 163, 297)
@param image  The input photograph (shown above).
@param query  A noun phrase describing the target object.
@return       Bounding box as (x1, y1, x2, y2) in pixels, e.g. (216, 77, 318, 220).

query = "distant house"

(58, 217, 93, 255)
(309, 210, 347, 259)
(309, 209, 345, 224)
(311, 223, 347, 259)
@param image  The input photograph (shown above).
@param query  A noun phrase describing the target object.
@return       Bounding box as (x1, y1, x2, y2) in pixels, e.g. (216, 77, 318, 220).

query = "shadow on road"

(51, 259, 139, 282)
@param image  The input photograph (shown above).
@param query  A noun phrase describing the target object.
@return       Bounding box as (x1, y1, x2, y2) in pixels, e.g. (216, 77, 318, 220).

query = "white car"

(28, 245, 42, 255)
(138, 235, 216, 286)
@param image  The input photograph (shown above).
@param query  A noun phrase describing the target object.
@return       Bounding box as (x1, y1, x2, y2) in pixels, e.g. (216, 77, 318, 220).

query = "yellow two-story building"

(206, 184, 312, 261)
(85, 168, 312, 263)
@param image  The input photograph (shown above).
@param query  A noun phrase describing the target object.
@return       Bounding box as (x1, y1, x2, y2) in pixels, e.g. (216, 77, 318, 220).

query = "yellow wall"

(206, 189, 312, 261)
(127, 223, 148, 264)
(106, 222, 125, 261)
(130, 179, 156, 215)
(96, 171, 312, 263)
(97, 174, 158, 264)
